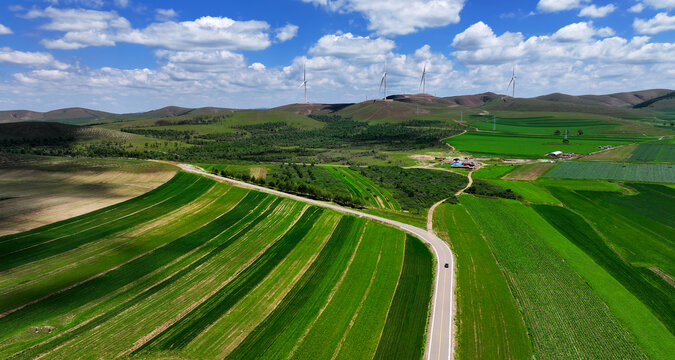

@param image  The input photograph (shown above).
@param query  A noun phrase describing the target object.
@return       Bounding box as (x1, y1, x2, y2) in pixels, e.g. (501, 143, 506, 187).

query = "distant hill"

(633, 91, 675, 111)
(535, 89, 673, 107)
(272, 103, 353, 115)
(0, 122, 132, 141)
(0, 107, 113, 125)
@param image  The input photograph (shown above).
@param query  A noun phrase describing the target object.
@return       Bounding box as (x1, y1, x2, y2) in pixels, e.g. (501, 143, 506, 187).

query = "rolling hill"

(0, 108, 113, 125)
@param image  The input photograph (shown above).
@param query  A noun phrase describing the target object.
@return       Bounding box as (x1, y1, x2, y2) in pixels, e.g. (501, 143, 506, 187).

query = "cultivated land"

(0, 171, 435, 360)
(1, 89, 674, 360)
(0, 156, 175, 236)
(545, 162, 675, 183)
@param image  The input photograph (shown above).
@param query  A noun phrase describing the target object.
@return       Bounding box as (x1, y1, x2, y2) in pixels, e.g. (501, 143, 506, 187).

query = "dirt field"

(0, 157, 175, 236)
(582, 144, 638, 161)
(502, 162, 556, 180)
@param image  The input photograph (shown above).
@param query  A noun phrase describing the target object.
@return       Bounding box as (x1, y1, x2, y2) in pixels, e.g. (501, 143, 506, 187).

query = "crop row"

(0, 189, 267, 341)
(137, 206, 324, 352)
(0, 171, 193, 244)
(630, 143, 675, 162)
(373, 235, 434, 360)
(0, 174, 214, 272)
(544, 162, 674, 183)
(225, 216, 364, 359)
(434, 202, 532, 360)
(461, 196, 646, 359)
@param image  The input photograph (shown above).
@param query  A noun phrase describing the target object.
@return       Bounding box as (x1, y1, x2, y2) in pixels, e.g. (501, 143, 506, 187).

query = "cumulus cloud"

(0, 24, 12, 35)
(578, 4, 616, 18)
(537, 0, 590, 12)
(629, 3, 645, 12)
(302, 0, 465, 35)
(309, 32, 396, 63)
(275, 24, 299, 42)
(155, 8, 177, 21)
(634, 12, 675, 34)
(27, 8, 273, 51)
(643, 0, 675, 9)
(114, 0, 130, 8)
(452, 21, 670, 66)
(0, 47, 69, 69)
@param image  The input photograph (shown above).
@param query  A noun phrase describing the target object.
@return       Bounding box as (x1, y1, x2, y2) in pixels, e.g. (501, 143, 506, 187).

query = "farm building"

(547, 151, 563, 158)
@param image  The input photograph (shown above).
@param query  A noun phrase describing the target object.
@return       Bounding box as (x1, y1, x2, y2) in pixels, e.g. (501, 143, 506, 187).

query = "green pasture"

(629, 138, 675, 162)
(447, 131, 635, 158)
(544, 162, 675, 183)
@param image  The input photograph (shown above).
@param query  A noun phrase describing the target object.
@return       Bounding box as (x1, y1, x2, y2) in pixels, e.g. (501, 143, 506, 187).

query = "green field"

(629, 139, 675, 162)
(447, 131, 636, 158)
(326, 167, 401, 210)
(434, 203, 532, 359)
(0, 171, 434, 360)
(469, 115, 620, 135)
(461, 196, 647, 359)
(545, 162, 675, 183)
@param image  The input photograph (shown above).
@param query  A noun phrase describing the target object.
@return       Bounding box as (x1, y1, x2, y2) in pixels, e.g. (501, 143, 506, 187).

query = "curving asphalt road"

(175, 163, 455, 360)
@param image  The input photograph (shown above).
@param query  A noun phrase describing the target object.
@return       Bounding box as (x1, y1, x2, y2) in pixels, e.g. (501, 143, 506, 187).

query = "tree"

(554, 130, 561, 136)
(577, 129, 584, 136)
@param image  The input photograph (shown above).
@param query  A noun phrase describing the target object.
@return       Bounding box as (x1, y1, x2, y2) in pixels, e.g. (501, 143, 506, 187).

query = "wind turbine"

(379, 61, 388, 100)
(506, 66, 516, 98)
(419, 63, 427, 94)
(299, 62, 308, 103)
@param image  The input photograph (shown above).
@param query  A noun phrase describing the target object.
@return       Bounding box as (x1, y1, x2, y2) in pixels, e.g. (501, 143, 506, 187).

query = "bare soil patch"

(502, 163, 555, 180)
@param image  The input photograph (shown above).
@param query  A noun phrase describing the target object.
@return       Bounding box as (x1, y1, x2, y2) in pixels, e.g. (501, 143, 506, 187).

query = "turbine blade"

(507, 77, 514, 90)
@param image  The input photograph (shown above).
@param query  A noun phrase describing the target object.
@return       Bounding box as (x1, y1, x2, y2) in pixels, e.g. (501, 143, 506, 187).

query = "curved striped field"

(0, 172, 434, 360)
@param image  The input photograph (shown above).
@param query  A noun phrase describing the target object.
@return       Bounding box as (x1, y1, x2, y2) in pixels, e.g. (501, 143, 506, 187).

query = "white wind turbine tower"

(299, 62, 308, 103)
(379, 61, 388, 100)
(506, 66, 516, 98)
(419, 63, 427, 94)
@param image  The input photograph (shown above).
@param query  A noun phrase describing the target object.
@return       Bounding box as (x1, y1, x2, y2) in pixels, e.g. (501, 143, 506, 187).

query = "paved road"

(176, 163, 455, 360)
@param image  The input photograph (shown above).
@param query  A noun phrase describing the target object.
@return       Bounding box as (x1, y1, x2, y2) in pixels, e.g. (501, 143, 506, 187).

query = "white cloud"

(0, 24, 12, 35)
(452, 21, 670, 66)
(275, 24, 299, 42)
(155, 8, 177, 21)
(42, 0, 105, 8)
(249, 62, 266, 71)
(309, 32, 396, 63)
(303, 0, 465, 36)
(28, 8, 273, 52)
(0, 47, 69, 69)
(26, 7, 130, 32)
(629, 3, 645, 12)
(634, 12, 675, 34)
(115, 0, 130, 8)
(578, 4, 616, 18)
(537, 0, 590, 12)
(121, 17, 271, 51)
(643, 0, 675, 9)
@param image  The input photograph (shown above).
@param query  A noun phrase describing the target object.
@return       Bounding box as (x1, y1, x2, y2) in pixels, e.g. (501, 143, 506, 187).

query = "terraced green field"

(0, 172, 433, 360)
(461, 196, 647, 359)
(544, 162, 675, 183)
(447, 131, 635, 158)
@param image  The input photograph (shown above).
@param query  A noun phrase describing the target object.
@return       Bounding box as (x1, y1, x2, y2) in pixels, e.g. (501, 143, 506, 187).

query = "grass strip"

(373, 235, 434, 360)
(534, 205, 675, 334)
(0, 191, 266, 341)
(0, 172, 192, 245)
(225, 216, 363, 360)
(0, 176, 214, 272)
(7, 194, 280, 360)
(136, 206, 325, 352)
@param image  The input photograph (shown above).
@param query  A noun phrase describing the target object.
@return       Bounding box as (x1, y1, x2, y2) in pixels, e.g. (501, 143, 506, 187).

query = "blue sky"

(0, 0, 674, 112)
